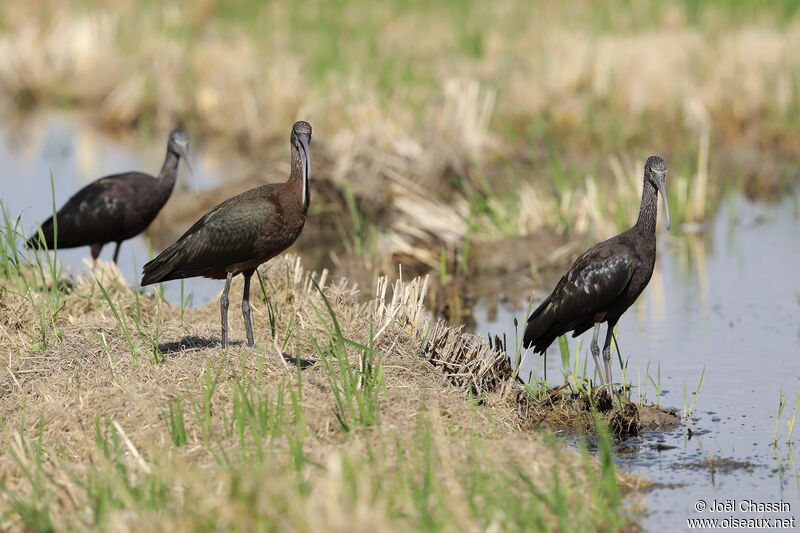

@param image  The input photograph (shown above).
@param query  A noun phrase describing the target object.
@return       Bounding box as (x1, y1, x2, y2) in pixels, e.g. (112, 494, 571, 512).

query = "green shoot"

(97, 280, 138, 364)
(682, 365, 706, 420)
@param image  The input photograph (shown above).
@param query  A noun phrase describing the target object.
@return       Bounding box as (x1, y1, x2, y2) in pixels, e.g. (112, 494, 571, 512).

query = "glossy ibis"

(25, 129, 193, 263)
(522, 156, 670, 385)
(141, 121, 313, 348)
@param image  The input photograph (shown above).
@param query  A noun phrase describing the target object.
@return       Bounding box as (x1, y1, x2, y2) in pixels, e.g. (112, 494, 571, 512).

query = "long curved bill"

(176, 143, 198, 196)
(297, 134, 311, 181)
(654, 174, 670, 231)
(296, 133, 311, 206)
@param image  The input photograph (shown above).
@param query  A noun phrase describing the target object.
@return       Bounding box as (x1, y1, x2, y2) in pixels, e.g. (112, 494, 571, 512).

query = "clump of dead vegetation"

(417, 312, 679, 439)
(0, 253, 646, 531)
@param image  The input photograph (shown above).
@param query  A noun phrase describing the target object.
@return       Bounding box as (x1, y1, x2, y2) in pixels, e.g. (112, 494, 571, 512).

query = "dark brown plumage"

(522, 156, 670, 385)
(25, 129, 191, 263)
(141, 121, 312, 348)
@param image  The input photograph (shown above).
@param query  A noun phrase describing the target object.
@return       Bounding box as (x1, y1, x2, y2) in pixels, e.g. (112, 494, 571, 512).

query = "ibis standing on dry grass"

(25, 129, 193, 263)
(141, 121, 313, 348)
(522, 156, 670, 385)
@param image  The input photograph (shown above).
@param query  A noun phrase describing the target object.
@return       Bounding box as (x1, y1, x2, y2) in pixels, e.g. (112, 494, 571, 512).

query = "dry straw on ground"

(0, 254, 646, 530)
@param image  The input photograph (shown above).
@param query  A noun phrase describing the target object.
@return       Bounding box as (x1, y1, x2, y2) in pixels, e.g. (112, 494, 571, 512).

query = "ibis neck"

(157, 147, 181, 193)
(288, 144, 309, 210)
(634, 179, 659, 236)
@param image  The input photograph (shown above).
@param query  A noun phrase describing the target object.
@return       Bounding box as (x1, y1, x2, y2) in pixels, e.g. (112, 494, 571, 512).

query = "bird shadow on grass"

(157, 336, 317, 369)
(158, 336, 238, 354)
(280, 352, 317, 369)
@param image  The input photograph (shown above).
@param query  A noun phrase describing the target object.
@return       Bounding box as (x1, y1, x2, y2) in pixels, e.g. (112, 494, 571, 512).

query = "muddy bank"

(410, 315, 679, 438)
(515, 387, 680, 438)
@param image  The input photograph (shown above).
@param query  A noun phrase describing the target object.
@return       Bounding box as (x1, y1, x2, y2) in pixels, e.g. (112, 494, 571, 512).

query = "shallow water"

(474, 192, 800, 529)
(1, 112, 228, 306)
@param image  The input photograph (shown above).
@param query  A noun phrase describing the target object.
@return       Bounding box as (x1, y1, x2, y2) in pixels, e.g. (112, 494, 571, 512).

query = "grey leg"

(112, 241, 122, 264)
(242, 270, 255, 347)
(603, 319, 618, 386)
(590, 323, 607, 385)
(220, 272, 233, 348)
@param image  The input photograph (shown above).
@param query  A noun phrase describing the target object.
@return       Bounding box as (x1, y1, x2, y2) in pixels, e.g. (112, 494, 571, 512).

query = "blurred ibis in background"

(26, 129, 193, 263)
(522, 155, 670, 385)
(141, 121, 313, 348)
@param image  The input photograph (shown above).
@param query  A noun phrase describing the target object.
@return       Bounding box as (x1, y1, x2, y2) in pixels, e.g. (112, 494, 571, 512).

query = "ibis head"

(291, 121, 312, 183)
(645, 155, 670, 231)
(168, 129, 190, 161)
(168, 128, 197, 194)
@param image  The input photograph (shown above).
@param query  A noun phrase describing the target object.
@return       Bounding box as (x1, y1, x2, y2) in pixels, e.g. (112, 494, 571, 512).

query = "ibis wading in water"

(522, 156, 670, 385)
(26, 129, 193, 263)
(141, 121, 313, 348)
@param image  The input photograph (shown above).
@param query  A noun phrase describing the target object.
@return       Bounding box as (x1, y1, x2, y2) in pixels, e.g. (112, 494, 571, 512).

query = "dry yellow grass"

(2, 2, 797, 142)
(0, 254, 643, 531)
